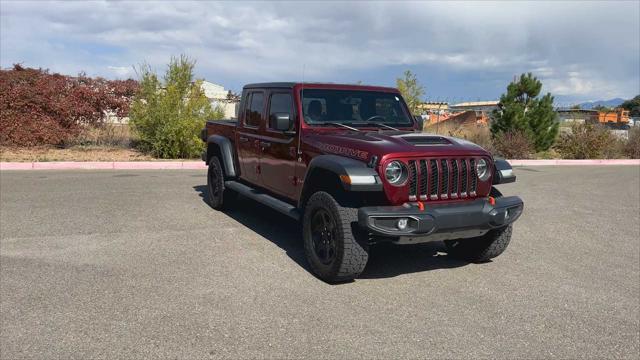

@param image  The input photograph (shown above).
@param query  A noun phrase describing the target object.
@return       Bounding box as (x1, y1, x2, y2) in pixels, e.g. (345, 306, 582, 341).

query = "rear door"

(237, 90, 265, 186)
(260, 90, 298, 198)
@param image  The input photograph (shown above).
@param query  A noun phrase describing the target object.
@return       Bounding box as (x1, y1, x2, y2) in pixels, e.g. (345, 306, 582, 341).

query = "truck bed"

(207, 119, 237, 126)
(204, 119, 237, 142)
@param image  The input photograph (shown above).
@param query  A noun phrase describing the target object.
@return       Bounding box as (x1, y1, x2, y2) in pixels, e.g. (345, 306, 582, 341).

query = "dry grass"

(69, 123, 135, 147)
(1, 124, 158, 162)
(425, 123, 496, 154)
(0, 146, 154, 162)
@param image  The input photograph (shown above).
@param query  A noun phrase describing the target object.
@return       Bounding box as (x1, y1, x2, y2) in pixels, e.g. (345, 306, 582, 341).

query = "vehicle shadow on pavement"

(194, 185, 470, 280)
(359, 242, 469, 279)
(194, 185, 309, 270)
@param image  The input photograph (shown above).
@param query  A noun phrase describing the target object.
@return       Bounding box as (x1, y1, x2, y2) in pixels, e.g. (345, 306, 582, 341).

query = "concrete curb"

(508, 159, 640, 166)
(0, 159, 638, 170)
(0, 161, 208, 170)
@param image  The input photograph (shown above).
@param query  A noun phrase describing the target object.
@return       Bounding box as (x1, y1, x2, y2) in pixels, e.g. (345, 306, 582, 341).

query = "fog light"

(397, 218, 408, 230)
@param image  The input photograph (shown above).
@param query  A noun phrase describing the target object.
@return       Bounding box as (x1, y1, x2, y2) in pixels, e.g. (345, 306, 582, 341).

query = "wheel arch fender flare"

(299, 155, 383, 206)
(206, 135, 236, 178)
(492, 158, 516, 184)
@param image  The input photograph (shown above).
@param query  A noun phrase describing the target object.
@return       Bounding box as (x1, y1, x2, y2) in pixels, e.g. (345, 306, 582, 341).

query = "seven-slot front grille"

(407, 158, 481, 201)
(469, 158, 477, 196)
(407, 160, 418, 201)
(428, 160, 438, 200)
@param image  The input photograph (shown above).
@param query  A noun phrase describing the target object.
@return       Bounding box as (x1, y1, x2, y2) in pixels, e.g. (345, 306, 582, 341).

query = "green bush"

(625, 127, 640, 158)
(556, 123, 618, 159)
(129, 55, 223, 159)
(492, 131, 534, 159)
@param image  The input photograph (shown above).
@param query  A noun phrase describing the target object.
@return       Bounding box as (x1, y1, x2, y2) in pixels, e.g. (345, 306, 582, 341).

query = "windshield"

(301, 89, 414, 127)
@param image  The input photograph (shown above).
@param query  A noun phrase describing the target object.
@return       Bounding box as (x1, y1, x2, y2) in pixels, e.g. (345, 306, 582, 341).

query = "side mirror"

(272, 113, 292, 132)
(414, 115, 424, 131)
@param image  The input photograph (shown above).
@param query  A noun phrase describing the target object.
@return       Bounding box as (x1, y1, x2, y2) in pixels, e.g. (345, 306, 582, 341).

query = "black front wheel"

(302, 191, 369, 282)
(309, 208, 338, 265)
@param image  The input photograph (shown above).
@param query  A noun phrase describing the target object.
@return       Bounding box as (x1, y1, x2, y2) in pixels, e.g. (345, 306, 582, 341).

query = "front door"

(260, 91, 298, 198)
(237, 91, 264, 186)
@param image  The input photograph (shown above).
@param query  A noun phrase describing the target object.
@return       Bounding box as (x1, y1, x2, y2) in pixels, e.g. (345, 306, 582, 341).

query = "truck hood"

(304, 130, 490, 162)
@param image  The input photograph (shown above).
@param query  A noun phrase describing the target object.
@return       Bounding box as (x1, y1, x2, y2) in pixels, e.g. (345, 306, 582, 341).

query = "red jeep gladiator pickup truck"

(201, 82, 523, 282)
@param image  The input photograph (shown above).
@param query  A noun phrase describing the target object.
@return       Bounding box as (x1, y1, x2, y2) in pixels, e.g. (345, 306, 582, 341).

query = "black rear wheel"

(444, 225, 512, 262)
(444, 186, 512, 262)
(207, 156, 236, 210)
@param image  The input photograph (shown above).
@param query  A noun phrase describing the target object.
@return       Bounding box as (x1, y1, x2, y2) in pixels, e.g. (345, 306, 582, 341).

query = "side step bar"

(224, 181, 301, 221)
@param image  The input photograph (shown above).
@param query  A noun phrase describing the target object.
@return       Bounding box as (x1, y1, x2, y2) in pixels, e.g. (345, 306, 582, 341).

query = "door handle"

(239, 136, 249, 143)
(260, 141, 271, 148)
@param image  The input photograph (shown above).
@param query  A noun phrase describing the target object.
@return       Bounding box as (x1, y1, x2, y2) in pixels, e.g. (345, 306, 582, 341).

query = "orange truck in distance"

(597, 109, 630, 129)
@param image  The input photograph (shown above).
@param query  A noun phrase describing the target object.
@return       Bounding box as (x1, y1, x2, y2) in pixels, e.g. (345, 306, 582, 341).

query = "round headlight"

(385, 160, 407, 186)
(476, 158, 490, 181)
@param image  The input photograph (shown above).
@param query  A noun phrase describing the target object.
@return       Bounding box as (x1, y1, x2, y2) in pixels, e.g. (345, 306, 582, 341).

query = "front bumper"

(358, 196, 523, 244)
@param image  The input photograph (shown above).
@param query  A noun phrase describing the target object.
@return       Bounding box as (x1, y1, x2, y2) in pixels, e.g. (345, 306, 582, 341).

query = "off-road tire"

(302, 191, 369, 282)
(444, 186, 511, 262)
(444, 225, 512, 262)
(207, 156, 237, 210)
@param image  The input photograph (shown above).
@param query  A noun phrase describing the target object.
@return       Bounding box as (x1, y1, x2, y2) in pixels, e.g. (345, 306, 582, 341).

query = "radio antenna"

(297, 64, 306, 157)
(301, 63, 305, 96)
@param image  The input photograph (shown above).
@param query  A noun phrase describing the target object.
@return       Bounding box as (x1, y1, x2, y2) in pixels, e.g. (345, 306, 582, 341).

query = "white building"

(449, 101, 500, 113)
(200, 81, 239, 119)
(104, 80, 239, 125)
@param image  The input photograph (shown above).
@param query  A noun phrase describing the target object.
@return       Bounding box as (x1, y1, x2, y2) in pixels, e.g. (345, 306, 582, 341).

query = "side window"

(243, 93, 253, 125)
(268, 93, 293, 130)
(245, 92, 264, 127)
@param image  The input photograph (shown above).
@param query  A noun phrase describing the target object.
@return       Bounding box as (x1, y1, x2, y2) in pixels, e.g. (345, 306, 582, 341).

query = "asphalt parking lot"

(1, 166, 639, 359)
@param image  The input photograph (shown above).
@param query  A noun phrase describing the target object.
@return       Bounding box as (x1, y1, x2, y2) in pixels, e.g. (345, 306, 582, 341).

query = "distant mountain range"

(576, 98, 626, 109)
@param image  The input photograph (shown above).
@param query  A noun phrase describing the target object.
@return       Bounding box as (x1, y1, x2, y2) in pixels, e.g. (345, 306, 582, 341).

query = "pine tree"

(620, 95, 640, 116)
(491, 73, 559, 152)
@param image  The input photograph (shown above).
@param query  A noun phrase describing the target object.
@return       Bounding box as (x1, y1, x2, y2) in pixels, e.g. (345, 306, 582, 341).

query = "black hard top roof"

(242, 82, 399, 92)
(243, 82, 296, 89)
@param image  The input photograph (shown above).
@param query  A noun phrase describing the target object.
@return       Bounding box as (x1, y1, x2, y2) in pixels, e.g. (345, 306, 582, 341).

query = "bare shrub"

(70, 124, 134, 147)
(556, 123, 617, 159)
(534, 148, 561, 159)
(425, 121, 495, 152)
(444, 125, 495, 154)
(492, 131, 534, 159)
(625, 127, 640, 158)
(602, 137, 627, 159)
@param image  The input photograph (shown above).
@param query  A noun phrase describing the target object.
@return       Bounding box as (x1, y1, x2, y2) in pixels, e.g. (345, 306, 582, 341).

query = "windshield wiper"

(350, 121, 401, 131)
(364, 122, 400, 131)
(314, 122, 360, 132)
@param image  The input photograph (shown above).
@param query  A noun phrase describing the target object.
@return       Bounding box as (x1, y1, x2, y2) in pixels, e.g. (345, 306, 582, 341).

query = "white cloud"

(1, 0, 638, 101)
(107, 66, 134, 78)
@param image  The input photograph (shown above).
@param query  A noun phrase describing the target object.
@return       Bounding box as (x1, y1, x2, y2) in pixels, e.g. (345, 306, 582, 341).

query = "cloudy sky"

(1, 1, 638, 104)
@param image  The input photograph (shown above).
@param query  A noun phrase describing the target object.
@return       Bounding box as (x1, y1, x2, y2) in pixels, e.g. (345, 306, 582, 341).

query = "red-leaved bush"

(0, 64, 138, 146)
